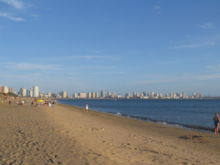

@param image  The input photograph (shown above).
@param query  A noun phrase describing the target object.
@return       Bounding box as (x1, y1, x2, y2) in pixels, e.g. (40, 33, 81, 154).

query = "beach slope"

(0, 103, 219, 165)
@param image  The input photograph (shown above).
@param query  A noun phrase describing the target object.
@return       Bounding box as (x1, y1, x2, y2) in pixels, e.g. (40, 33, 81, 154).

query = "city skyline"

(0, 84, 205, 99)
(0, 1, 220, 95)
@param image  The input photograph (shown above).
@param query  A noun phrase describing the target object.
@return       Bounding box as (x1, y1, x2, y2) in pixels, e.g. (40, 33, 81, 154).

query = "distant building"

(87, 92, 92, 99)
(0, 86, 16, 94)
(96, 92, 99, 98)
(0, 86, 3, 93)
(20, 88, 27, 97)
(51, 93, 57, 98)
(100, 90, 105, 98)
(91, 92, 97, 99)
(28, 88, 33, 97)
(2, 86, 9, 94)
(40, 92, 45, 97)
(33, 86, 40, 97)
(78, 92, 87, 99)
(60, 91, 68, 99)
(47, 92, 52, 98)
(73, 93, 78, 99)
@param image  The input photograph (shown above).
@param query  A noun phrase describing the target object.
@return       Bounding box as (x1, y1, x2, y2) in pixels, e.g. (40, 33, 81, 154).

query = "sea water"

(59, 99, 220, 131)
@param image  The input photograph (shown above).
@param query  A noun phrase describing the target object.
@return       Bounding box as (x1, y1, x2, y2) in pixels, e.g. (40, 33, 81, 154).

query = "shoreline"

(58, 102, 214, 133)
(0, 102, 220, 164)
(59, 98, 220, 100)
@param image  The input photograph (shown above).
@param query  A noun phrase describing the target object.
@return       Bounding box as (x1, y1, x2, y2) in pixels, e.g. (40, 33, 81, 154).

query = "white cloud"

(135, 72, 220, 85)
(135, 76, 189, 85)
(153, 5, 161, 14)
(91, 71, 124, 75)
(31, 14, 39, 18)
(0, 12, 25, 21)
(0, 0, 34, 22)
(0, 0, 24, 9)
(173, 44, 201, 49)
(153, 5, 160, 10)
(65, 55, 119, 61)
(196, 73, 220, 80)
(4, 62, 60, 70)
(206, 64, 220, 72)
(173, 41, 218, 49)
(88, 49, 101, 54)
(67, 55, 105, 60)
(198, 23, 215, 29)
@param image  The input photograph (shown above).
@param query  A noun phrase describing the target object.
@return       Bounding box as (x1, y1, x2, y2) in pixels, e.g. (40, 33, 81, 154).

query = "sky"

(0, 0, 220, 95)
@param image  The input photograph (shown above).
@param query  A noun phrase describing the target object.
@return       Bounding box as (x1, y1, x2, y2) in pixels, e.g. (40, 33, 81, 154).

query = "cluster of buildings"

(71, 91, 115, 99)
(0, 85, 41, 98)
(0, 85, 204, 99)
(124, 91, 203, 99)
(18, 86, 40, 98)
(0, 85, 54, 98)
(0, 86, 15, 94)
(58, 91, 203, 99)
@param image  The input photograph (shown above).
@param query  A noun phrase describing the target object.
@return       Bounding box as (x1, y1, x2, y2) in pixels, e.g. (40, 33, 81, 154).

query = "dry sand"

(0, 101, 220, 165)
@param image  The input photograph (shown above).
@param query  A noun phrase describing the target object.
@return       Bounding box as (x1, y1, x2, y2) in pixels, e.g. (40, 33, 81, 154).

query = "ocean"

(58, 99, 220, 132)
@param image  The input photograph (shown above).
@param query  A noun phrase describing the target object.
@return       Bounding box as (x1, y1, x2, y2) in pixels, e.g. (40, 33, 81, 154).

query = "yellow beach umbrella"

(36, 99, 44, 103)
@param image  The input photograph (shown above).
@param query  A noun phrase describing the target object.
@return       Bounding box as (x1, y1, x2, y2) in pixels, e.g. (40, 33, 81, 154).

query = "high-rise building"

(88, 92, 92, 99)
(33, 86, 40, 97)
(96, 92, 99, 98)
(19, 88, 27, 97)
(61, 91, 68, 99)
(100, 90, 105, 98)
(47, 92, 52, 98)
(2, 86, 9, 94)
(0, 86, 15, 94)
(73, 93, 78, 99)
(78, 92, 87, 99)
(91, 92, 96, 99)
(28, 88, 33, 97)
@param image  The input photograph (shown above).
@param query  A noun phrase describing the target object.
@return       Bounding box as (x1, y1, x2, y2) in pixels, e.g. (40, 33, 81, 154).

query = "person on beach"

(213, 113, 220, 135)
(48, 102, 52, 108)
(85, 104, 89, 112)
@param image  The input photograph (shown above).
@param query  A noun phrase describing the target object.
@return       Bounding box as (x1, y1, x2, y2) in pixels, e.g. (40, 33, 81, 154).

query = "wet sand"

(0, 102, 220, 165)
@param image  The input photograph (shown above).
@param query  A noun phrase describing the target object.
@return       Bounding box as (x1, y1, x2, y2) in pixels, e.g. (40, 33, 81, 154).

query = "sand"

(0, 101, 220, 165)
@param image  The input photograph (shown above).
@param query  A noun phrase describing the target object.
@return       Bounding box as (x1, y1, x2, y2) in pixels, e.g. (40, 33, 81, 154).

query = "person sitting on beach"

(213, 113, 220, 135)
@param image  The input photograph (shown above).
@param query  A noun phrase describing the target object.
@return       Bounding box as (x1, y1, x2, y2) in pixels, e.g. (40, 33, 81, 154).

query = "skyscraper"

(33, 86, 40, 98)
(61, 91, 68, 99)
(19, 88, 27, 97)
(27, 88, 33, 97)
(2, 86, 9, 94)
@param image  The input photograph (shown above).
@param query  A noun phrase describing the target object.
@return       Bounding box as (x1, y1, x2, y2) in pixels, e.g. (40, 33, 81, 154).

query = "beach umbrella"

(36, 99, 45, 103)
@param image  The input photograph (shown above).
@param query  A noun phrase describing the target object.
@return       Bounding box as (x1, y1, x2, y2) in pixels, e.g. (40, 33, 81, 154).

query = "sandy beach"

(0, 102, 220, 165)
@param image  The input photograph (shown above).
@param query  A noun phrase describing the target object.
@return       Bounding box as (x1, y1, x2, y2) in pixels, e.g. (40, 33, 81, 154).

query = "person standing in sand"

(48, 102, 52, 108)
(85, 104, 89, 112)
(213, 113, 220, 135)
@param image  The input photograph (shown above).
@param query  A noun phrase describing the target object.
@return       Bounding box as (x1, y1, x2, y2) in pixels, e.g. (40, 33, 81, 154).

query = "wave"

(109, 112, 213, 132)
(116, 112, 121, 116)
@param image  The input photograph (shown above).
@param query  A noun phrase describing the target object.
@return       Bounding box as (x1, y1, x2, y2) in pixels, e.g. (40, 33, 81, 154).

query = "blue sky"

(0, 0, 220, 95)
